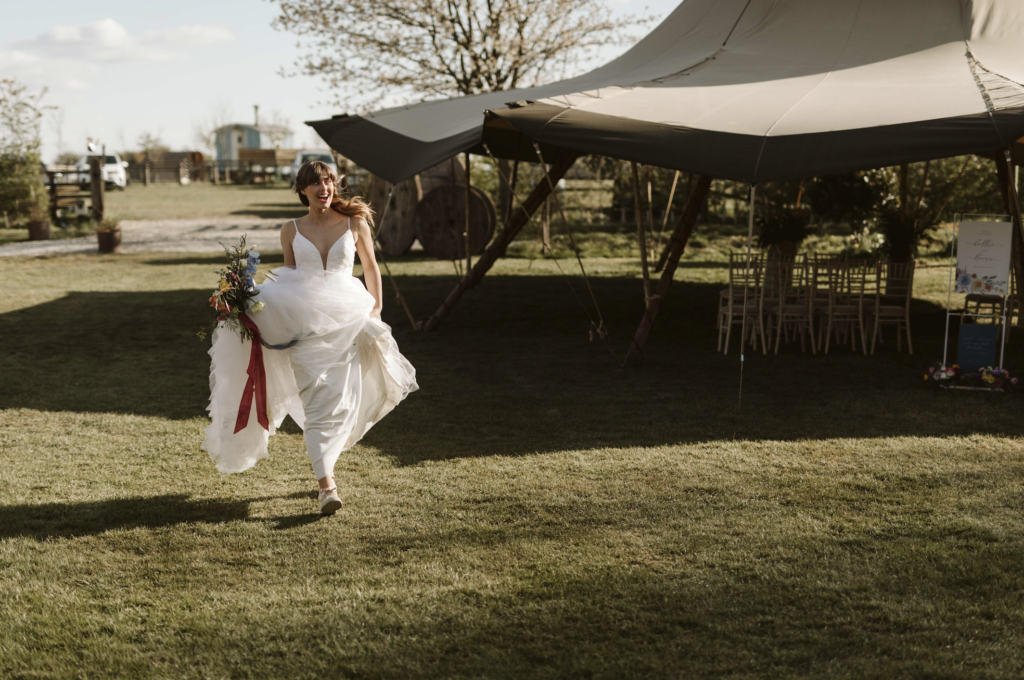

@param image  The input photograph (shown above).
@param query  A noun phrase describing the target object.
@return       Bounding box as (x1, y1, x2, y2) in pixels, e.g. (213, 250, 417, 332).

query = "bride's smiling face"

(303, 176, 335, 207)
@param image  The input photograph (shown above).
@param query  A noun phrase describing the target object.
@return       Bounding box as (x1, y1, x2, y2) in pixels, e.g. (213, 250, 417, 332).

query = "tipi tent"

(308, 0, 1024, 353)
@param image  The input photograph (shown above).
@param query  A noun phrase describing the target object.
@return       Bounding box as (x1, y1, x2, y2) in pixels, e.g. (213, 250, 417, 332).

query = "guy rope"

(481, 142, 617, 360)
(367, 185, 419, 331)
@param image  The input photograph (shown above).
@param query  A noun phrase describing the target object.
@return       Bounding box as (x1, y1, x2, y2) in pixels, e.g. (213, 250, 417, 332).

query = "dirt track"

(0, 219, 288, 257)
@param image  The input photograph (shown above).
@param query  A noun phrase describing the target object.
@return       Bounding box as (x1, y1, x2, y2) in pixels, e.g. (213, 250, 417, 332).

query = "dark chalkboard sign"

(957, 323, 999, 372)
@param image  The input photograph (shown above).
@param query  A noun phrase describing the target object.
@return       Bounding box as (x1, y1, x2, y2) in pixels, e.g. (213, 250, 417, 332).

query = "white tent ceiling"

(308, 0, 1024, 184)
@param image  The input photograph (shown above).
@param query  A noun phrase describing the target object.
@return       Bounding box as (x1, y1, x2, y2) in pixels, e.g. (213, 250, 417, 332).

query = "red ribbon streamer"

(234, 313, 270, 434)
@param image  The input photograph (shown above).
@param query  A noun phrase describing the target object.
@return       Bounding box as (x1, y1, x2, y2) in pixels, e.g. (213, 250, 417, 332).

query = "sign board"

(957, 323, 999, 372)
(955, 221, 1012, 295)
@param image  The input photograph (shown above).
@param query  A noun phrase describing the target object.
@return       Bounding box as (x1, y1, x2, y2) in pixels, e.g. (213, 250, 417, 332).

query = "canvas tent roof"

(308, 0, 1024, 185)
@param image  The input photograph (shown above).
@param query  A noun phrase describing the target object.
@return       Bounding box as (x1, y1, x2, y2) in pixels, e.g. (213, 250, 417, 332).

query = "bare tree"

(48, 105, 66, 160)
(270, 0, 651, 108)
(192, 100, 233, 157)
(263, 110, 293, 149)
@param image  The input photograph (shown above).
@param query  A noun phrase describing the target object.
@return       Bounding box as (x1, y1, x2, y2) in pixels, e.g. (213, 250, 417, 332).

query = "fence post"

(89, 156, 105, 221)
(144, 162, 151, 187)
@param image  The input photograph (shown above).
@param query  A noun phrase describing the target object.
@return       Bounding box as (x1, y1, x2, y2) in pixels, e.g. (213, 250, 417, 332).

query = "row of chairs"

(717, 254, 915, 355)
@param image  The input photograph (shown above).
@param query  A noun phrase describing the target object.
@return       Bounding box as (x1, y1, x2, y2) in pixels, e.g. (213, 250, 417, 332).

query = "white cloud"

(0, 50, 100, 91)
(151, 25, 234, 45)
(18, 18, 232, 64)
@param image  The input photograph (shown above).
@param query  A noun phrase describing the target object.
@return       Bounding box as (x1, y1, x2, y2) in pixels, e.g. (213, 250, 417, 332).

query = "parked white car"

(290, 150, 338, 183)
(77, 153, 129, 190)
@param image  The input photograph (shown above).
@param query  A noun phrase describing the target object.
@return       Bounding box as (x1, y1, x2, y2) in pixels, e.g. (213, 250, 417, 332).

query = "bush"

(755, 207, 812, 248)
(0, 79, 48, 226)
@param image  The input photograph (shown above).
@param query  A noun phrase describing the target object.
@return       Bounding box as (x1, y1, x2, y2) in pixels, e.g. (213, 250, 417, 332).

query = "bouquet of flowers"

(924, 362, 1017, 391)
(199, 235, 264, 341)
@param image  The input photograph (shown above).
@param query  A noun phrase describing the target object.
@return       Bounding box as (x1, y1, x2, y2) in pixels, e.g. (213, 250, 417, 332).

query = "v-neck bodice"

(292, 219, 355, 274)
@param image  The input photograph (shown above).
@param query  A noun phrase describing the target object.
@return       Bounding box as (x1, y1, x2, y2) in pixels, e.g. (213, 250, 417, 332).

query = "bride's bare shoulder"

(280, 220, 297, 244)
(349, 215, 371, 243)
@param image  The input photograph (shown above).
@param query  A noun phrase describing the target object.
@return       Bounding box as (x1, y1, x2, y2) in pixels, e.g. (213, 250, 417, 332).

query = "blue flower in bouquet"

(244, 275, 255, 290)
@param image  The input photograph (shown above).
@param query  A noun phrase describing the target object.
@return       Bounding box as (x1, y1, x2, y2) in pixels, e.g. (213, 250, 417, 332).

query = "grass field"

(1, 242, 1023, 678)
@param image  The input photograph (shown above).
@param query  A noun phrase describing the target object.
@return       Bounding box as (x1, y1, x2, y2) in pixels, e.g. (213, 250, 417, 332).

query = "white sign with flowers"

(955, 221, 1012, 295)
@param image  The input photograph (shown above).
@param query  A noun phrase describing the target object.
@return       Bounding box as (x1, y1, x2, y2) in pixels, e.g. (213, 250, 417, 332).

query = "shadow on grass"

(143, 252, 288, 267)
(0, 492, 327, 540)
(229, 208, 308, 219)
(2, 275, 1023, 459)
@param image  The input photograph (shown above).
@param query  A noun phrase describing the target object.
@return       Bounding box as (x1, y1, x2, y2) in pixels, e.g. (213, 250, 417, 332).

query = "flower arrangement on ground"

(199, 235, 263, 341)
(924, 362, 1017, 390)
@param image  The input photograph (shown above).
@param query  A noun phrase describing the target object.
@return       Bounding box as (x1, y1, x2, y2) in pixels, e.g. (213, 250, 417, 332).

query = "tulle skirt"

(202, 267, 418, 477)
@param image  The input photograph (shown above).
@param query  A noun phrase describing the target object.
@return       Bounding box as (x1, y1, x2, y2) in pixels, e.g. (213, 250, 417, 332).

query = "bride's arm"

(353, 218, 383, 318)
(280, 221, 296, 268)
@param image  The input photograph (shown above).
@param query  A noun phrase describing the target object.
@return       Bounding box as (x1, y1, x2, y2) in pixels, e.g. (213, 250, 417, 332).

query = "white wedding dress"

(202, 219, 418, 478)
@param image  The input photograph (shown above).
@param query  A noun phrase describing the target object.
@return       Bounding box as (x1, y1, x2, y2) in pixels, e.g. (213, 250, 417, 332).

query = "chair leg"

(723, 315, 733, 355)
(870, 316, 880, 354)
(905, 315, 913, 355)
(824, 315, 833, 354)
(896, 320, 902, 352)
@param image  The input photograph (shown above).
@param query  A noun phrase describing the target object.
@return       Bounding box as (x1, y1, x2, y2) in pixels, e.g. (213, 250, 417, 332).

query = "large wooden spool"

(366, 158, 467, 256)
(415, 184, 496, 260)
(369, 174, 421, 256)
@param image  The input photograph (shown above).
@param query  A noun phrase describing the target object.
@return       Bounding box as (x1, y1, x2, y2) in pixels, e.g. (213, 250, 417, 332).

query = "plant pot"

(97, 229, 122, 253)
(28, 220, 50, 241)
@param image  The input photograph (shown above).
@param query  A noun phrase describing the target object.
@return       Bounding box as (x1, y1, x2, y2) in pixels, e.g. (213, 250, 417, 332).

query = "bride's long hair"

(294, 160, 375, 227)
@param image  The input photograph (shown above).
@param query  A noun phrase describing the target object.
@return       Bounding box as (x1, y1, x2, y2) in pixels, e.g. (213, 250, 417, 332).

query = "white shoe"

(319, 487, 342, 515)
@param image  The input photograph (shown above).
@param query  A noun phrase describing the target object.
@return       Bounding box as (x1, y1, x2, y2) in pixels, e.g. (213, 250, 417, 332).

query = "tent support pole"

(465, 152, 472, 273)
(995, 149, 1024, 327)
(623, 175, 712, 367)
(423, 148, 581, 332)
(630, 162, 652, 304)
(653, 170, 680, 267)
(655, 173, 693, 272)
(738, 184, 756, 410)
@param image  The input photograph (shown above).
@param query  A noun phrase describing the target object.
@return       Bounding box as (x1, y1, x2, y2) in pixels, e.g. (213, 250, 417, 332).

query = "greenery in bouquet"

(924, 362, 1017, 390)
(198, 235, 264, 341)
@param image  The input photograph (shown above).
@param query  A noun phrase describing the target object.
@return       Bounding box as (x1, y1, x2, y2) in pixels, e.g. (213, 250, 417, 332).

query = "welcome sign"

(955, 221, 1013, 295)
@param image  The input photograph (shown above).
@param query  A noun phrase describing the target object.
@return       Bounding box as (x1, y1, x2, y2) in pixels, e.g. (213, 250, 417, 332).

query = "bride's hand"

(370, 307, 382, 319)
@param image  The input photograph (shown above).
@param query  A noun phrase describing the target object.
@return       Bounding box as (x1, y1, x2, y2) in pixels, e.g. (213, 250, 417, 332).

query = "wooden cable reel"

(415, 184, 496, 260)
(372, 175, 421, 256)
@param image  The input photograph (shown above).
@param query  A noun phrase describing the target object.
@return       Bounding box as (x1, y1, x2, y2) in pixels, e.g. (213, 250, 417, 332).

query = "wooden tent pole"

(623, 175, 712, 367)
(654, 170, 680, 265)
(630, 162, 652, 304)
(423, 148, 581, 332)
(995, 149, 1024, 326)
(655, 172, 693, 272)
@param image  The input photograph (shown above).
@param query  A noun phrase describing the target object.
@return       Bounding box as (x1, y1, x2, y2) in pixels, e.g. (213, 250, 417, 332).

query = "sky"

(0, 0, 679, 162)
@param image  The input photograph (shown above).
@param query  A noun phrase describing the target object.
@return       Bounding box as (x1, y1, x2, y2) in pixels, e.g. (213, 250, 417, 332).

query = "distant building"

(214, 108, 294, 162)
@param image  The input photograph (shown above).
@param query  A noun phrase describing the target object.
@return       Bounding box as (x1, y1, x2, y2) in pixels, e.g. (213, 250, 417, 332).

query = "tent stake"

(623, 175, 712, 367)
(738, 184, 756, 410)
(631, 162, 652, 304)
(423, 148, 581, 332)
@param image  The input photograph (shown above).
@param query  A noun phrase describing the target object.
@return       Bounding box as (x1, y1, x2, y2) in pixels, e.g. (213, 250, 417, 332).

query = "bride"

(202, 161, 418, 514)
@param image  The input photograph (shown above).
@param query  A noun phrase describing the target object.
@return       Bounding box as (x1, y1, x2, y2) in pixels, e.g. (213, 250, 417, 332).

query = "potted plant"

(27, 206, 50, 241)
(96, 217, 122, 253)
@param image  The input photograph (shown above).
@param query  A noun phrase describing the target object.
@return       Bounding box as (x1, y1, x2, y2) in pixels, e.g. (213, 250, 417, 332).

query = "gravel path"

(0, 218, 290, 257)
